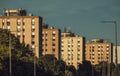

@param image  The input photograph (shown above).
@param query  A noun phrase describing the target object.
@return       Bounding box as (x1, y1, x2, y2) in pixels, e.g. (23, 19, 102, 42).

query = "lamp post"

(64, 59, 67, 76)
(34, 53, 36, 76)
(8, 29, 23, 76)
(33, 45, 37, 76)
(9, 30, 18, 76)
(101, 20, 118, 76)
(9, 31, 12, 76)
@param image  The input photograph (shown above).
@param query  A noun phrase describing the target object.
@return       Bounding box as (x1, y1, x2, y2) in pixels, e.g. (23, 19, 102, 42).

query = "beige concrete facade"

(42, 27, 61, 60)
(113, 46, 120, 64)
(85, 39, 112, 65)
(61, 33, 85, 69)
(0, 16, 42, 57)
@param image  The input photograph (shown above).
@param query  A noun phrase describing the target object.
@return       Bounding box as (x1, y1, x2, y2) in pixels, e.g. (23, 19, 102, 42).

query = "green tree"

(38, 55, 66, 76)
(0, 29, 34, 76)
(77, 61, 92, 76)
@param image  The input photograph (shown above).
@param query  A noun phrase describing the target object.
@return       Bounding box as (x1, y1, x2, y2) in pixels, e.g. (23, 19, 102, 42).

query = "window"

(17, 32, 20, 36)
(52, 37, 55, 41)
(53, 48, 55, 52)
(78, 53, 80, 56)
(17, 26, 21, 32)
(107, 45, 109, 46)
(2, 20, 4, 26)
(77, 57, 80, 60)
(31, 25, 35, 31)
(78, 45, 80, 47)
(23, 26, 25, 29)
(68, 45, 70, 47)
(52, 43, 55, 46)
(32, 35, 35, 38)
(68, 39, 71, 44)
(7, 20, 10, 26)
(53, 31, 56, 34)
(32, 19, 35, 25)
(23, 21, 25, 25)
(107, 48, 109, 50)
(17, 19, 20, 25)
(52, 33, 55, 36)
(68, 62, 70, 65)
(45, 33, 47, 36)
(68, 54, 70, 56)
(32, 32, 35, 36)
(78, 49, 80, 51)
(31, 38, 35, 44)
(68, 58, 70, 60)
(98, 45, 101, 47)
(23, 32, 25, 36)
(98, 57, 100, 59)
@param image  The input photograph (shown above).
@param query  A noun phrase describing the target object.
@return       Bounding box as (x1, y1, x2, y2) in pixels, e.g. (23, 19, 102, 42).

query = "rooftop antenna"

(64, 27, 67, 32)
(67, 26, 71, 32)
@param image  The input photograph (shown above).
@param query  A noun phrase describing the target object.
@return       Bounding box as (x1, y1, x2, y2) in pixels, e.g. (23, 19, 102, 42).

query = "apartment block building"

(61, 31, 85, 69)
(113, 46, 120, 64)
(85, 39, 112, 65)
(42, 25, 61, 60)
(0, 9, 42, 57)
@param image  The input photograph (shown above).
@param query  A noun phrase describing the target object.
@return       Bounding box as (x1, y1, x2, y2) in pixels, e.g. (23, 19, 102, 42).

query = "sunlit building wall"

(61, 32, 85, 69)
(42, 26, 61, 60)
(85, 39, 112, 65)
(113, 46, 120, 64)
(0, 9, 42, 57)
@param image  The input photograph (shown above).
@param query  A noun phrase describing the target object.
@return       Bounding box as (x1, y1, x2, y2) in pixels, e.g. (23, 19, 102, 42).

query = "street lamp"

(9, 31, 12, 76)
(101, 20, 118, 76)
(9, 30, 18, 76)
(8, 29, 22, 76)
(33, 45, 37, 76)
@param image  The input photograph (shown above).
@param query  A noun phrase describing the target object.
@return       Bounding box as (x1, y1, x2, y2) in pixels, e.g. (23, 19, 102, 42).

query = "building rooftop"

(87, 38, 111, 43)
(3, 8, 27, 16)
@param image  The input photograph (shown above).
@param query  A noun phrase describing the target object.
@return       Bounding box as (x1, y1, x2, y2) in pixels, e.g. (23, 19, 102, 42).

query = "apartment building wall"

(113, 46, 120, 64)
(85, 39, 112, 65)
(0, 16, 42, 57)
(61, 36, 85, 69)
(42, 27, 61, 60)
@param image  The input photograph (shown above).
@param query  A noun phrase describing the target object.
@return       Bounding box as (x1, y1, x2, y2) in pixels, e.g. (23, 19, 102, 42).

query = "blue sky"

(0, 0, 120, 45)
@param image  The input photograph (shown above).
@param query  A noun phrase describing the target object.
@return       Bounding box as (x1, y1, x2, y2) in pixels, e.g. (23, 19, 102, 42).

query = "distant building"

(42, 26, 61, 60)
(113, 46, 120, 64)
(85, 39, 113, 65)
(61, 31, 85, 69)
(0, 9, 42, 57)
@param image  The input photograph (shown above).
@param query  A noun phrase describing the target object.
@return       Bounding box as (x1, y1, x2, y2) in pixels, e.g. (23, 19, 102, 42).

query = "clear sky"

(0, 0, 120, 45)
